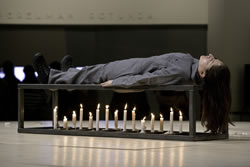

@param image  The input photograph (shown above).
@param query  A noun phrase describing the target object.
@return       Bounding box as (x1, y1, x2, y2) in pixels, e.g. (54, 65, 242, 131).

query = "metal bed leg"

(225, 121, 229, 137)
(189, 90, 196, 137)
(18, 88, 24, 129)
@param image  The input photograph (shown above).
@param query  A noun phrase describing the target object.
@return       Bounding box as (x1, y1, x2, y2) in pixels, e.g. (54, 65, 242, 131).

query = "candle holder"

(140, 130, 146, 133)
(164, 131, 174, 135)
(140, 125, 146, 133)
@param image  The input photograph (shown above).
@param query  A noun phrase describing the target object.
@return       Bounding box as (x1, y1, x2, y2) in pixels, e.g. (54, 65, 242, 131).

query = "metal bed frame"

(17, 84, 228, 141)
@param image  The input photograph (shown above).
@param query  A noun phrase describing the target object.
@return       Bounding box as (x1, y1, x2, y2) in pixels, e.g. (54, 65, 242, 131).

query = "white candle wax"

(114, 110, 118, 129)
(132, 107, 136, 131)
(150, 113, 155, 132)
(72, 110, 77, 129)
(179, 111, 183, 133)
(170, 107, 174, 134)
(88, 112, 93, 129)
(123, 103, 127, 131)
(63, 116, 68, 130)
(96, 103, 100, 131)
(53, 106, 58, 129)
(79, 104, 83, 130)
(105, 105, 109, 130)
(160, 114, 164, 132)
(140, 117, 146, 133)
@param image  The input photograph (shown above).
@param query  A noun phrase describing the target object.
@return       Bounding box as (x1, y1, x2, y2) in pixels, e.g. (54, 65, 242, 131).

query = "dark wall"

(0, 26, 66, 66)
(0, 25, 207, 66)
(65, 25, 207, 66)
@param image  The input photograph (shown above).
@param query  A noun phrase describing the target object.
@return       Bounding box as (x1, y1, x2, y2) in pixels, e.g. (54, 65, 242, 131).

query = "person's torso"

(103, 52, 197, 82)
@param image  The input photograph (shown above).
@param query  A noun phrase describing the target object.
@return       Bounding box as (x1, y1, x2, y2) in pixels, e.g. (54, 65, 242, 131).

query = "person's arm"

(109, 68, 184, 88)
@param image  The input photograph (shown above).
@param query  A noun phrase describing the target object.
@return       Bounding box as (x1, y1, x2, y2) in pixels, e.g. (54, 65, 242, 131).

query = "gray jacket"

(49, 52, 199, 88)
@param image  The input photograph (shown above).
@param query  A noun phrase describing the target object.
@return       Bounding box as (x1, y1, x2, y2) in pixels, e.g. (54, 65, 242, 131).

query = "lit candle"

(88, 112, 93, 129)
(53, 106, 58, 129)
(123, 103, 127, 132)
(72, 110, 77, 129)
(150, 113, 155, 132)
(160, 114, 164, 132)
(79, 104, 83, 130)
(114, 110, 118, 129)
(96, 103, 100, 131)
(105, 105, 109, 130)
(170, 107, 174, 134)
(63, 116, 68, 130)
(179, 110, 183, 133)
(140, 116, 146, 133)
(132, 107, 136, 131)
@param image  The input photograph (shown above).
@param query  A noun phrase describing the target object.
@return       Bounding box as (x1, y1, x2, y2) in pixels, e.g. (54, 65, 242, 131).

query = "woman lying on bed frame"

(32, 52, 233, 134)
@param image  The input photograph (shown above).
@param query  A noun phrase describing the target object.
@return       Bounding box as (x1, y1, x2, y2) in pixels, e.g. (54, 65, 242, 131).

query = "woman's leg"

(32, 53, 107, 84)
(48, 64, 106, 84)
(49, 56, 154, 84)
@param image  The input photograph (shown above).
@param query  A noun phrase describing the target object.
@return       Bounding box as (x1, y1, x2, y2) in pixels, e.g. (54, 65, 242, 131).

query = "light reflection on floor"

(49, 136, 187, 167)
(0, 121, 250, 167)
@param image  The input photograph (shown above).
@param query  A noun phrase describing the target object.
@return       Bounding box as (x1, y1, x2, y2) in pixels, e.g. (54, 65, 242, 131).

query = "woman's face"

(198, 54, 223, 78)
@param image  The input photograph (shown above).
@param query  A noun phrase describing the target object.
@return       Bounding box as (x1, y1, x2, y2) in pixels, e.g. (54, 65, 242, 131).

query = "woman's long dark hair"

(201, 64, 233, 134)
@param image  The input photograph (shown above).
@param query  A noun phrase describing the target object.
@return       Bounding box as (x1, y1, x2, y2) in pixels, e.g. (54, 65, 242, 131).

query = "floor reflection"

(178, 142, 184, 167)
(169, 143, 175, 167)
(1, 121, 250, 167)
(50, 136, 185, 167)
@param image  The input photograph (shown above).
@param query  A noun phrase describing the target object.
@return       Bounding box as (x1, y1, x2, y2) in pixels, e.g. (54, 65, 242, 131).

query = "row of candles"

(53, 103, 183, 134)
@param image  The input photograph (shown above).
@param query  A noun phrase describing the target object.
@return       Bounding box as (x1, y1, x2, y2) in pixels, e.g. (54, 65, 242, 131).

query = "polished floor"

(0, 121, 250, 167)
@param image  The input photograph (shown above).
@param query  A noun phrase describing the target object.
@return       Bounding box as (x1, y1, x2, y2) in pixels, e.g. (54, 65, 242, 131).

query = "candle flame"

(54, 106, 58, 110)
(142, 116, 146, 121)
(80, 104, 83, 108)
(170, 107, 174, 112)
(151, 113, 155, 118)
(124, 103, 127, 110)
(63, 116, 67, 121)
(73, 110, 76, 115)
(89, 112, 92, 116)
(115, 110, 118, 114)
(106, 105, 109, 109)
(97, 103, 100, 109)
(179, 110, 182, 116)
(133, 107, 136, 111)
(160, 114, 163, 118)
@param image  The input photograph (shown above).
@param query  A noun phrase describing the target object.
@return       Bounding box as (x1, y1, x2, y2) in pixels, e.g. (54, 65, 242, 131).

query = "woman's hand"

(101, 80, 113, 87)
